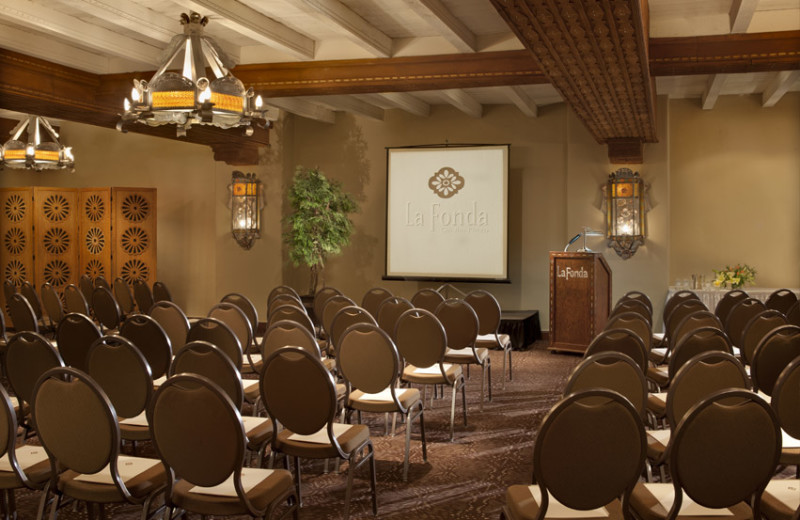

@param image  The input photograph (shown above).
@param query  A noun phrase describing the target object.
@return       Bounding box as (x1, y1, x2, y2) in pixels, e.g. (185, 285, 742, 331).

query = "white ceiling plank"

(439, 89, 482, 118)
(375, 92, 431, 117)
(62, 0, 177, 43)
(701, 74, 727, 110)
(0, 21, 110, 74)
(307, 95, 384, 121)
(173, 0, 315, 60)
(730, 0, 760, 33)
(499, 86, 538, 117)
(265, 97, 336, 123)
(300, 0, 392, 57)
(0, 0, 160, 65)
(405, 0, 477, 53)
(762, 70, 800, 107)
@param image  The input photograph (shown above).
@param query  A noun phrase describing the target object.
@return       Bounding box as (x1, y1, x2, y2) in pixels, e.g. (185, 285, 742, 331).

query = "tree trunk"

(309, 264, 319, 296)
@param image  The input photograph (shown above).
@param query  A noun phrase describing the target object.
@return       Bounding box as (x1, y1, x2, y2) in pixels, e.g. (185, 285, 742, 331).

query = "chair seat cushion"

(172, 468, 294, 516)
(243, 416, 273, 450)
(647, 366, 669, 387)
(476, 333, 511, 349)
(761, 479, 800, 520)
(646, 393, 667, 417)
(58, 461, 165, 503)
(348, 387, 420, 413)
(630, 482, 753, 520)
(444, 347, 489, 364)
(275, 423, 370, 459)
(505, 484, 625, 520)
(402, 363, 462, 385)
(646, 429, 670, 461)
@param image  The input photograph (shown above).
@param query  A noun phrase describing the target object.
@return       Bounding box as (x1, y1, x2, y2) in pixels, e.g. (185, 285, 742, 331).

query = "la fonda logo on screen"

(557, 266, 589, 280)
(404, 201, 489, 232)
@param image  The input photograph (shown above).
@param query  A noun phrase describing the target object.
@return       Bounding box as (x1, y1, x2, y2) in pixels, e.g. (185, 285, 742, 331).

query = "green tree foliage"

(284, 166, 358, 295)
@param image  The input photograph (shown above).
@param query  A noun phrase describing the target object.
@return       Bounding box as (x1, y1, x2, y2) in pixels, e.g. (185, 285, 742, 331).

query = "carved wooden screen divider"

(0, 187, 157, 314)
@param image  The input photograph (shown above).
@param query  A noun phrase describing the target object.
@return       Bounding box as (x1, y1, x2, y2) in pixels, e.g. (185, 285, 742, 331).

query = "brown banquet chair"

(466, 289, 513, 388)
(765, 288, 798, 315)
(410, 288, 445, 314)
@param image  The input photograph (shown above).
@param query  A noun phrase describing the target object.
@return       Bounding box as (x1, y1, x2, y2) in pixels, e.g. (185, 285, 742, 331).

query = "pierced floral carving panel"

(112, 188, 156, 287)
(79, 189, 111, 284)
(0, 188, 34, 314)
(34, 188, 79, 293)
(490, 0, 657, 158)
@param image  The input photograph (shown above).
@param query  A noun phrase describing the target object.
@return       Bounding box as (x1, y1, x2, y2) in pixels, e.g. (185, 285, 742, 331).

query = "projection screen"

(385, 144, 509, 282)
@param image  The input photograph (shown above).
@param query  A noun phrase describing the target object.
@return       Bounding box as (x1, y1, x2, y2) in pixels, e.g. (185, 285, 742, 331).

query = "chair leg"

(343, 454, 355, 519)
(35, 481, 51, 520)
(368, 443, 378, 516)
(479, 364, 485, 411)
(487, 358, 492, 402)
(403, 411, 412, 482)
(508, 348, 513, 381)
(461, 378, 468, 426)
(449, 380, 457, 442)
(418, 404, 427, 462)
(291, 456, 302, 507)
(501, 347, 507, 390)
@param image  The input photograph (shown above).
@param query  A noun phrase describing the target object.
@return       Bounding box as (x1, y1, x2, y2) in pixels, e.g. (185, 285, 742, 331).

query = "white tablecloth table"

(665, 287, 800, 313)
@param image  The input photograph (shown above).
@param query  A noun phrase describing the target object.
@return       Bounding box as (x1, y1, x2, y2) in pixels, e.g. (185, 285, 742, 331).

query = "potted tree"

(284, 166, 358, 296)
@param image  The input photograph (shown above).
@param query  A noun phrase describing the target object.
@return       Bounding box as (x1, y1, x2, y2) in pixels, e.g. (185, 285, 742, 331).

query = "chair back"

(6, 332, 64, 407)
(410, 288, 445, 314)
(609, 298, 652, 323)
(322, 295, 356, 338)
(338, 323, 403, 407)
(8, 293, 38, 333)
(751, 325, 800, 395)
(169, 341, 244, 409)
(40, 283, 63, 328)
(2, 280, 15, 305)
(261, 348, 344, 455)
(149, 374, 246, 496)
(119, 313, 172, 379)
(0, 308, 6, 344)
(261, 320, 323, 361)
(666, 351, 750, 429)
(31, 367, 129, 497)
(63, 284, 89, 315)
(187, 318, 243, 370)
(667, 326, 732, 379)
(133, 280, 154, 314)
(56, 312, 102, 372)
(267, 285, 301, 307)
(663, 290, 700, 324)
(149, 301, 190, 354)
(221, 292, 259, 343)
(86, 335, 152, 419)
(435, 299, 478, 351)
(670, 310, 722, 350)
(112, 277, 135, 315)
(665, 299, 707, 342)
(533, 389, 645, 513)
(267, 304, 315, 334)
(740, 309, 788, 365)
(765, 288, 798, 315)
(376, 296, 414, 337)
(617, 291, 653, 316)
(668, 390, 779, 517)
(464, 290, 502, 336)
(330, 306, 376, 355)
(564, 352, 647, 419)
(0, 383, 37, 488)
(771, 356, 800, 440)
(20, 281, 43, 320)
(361, 288, 392, 318)
(787, 301, 800, 327)
(713, 289, 748, 325)
(313, 287, 342, 326)
(91, 286, 121, 331)
(394, 308, 447, 370)
(209, 302, 252, 354)
(268, 293, 305, 316)
(152, 281, 172, 303)
(584, 328, 648, 373)
(78, 275, 93, 302)
(604, 311, 652, 353)
(94, 276, 111, 290)
(725, 297, 767, 347)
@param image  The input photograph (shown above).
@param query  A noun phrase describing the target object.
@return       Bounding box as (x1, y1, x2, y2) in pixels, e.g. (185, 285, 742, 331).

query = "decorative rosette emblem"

(428, 167, 464, 199)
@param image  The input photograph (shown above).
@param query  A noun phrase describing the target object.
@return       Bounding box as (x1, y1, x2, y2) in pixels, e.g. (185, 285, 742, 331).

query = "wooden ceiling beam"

(405, 0, 478, 53)
(372, 92, 431, 117)
(762, 70, 800, 107)
(300, 0, 392, 57)
(701, 74, 726, 110)
(649, 31, 800, 76)
(730, 0, 759, 34)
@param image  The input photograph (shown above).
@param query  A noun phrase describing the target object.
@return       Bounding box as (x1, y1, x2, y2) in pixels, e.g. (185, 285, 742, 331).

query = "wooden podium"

(549, 252, 612, 353)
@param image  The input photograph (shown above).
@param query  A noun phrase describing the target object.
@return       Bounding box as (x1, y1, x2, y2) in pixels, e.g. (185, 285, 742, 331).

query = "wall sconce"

(604, 167, 646, 259)
(230, 171, 262, 250)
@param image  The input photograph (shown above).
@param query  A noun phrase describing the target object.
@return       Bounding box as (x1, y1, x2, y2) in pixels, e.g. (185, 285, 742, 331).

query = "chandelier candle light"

(118, 12, 273, 137)
(1, 115, 74, 171)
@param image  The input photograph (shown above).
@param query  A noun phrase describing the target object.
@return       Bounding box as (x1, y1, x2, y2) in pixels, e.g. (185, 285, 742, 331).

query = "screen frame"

(382, 143, 510, 283)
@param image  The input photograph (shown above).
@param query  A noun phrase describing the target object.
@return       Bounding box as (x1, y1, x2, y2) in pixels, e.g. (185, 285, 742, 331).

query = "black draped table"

(499, 310, 541, 350)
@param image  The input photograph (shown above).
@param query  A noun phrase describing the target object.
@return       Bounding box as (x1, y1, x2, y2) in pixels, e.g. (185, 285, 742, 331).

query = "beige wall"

(670, 93, 800, 289)
(3, 91, 797, 330)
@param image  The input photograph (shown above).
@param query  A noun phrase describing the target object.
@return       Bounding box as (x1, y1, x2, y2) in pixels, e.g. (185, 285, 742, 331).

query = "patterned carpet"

(11, 342, 581, 519)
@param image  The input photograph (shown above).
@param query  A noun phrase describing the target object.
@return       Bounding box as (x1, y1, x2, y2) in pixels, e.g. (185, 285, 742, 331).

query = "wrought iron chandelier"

(117, 12, 271, 138)
(0, 115, 74, 171)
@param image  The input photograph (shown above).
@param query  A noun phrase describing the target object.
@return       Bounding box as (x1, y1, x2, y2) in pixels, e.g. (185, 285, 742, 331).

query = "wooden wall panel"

(112, 188, 157, 287)
(33, 187, 79, 295)
(0, 187, 34, 310)
(78, 188, 112, 283)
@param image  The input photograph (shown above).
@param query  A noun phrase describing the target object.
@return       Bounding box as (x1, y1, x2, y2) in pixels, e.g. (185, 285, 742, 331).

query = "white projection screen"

(385, 144, 509, 282)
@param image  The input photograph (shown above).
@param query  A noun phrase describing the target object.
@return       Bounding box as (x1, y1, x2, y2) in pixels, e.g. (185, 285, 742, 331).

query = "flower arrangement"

(713, 264, 756, 289)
